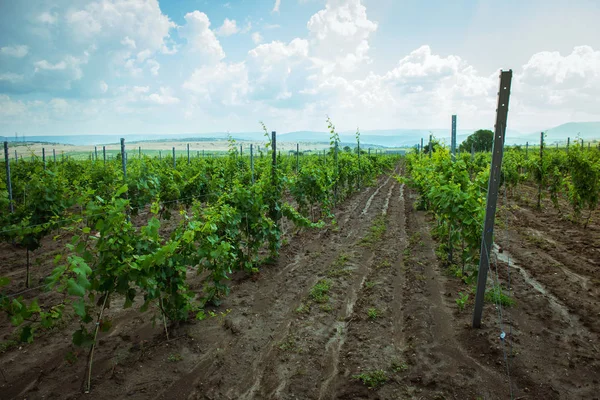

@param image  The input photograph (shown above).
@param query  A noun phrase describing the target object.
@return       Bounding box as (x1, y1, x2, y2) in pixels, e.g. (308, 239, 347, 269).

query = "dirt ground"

(1, 168, 599, 399)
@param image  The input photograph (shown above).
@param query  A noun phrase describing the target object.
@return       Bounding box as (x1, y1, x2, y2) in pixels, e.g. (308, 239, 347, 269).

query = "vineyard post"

(270, 131, 280, 226)
(42, 148, 46, 170)
(172, 147, 176, 168)
(296, 143, 299, 173)
(4, 142, 14, 213)
(567, 137, 570, 152)
(14, 150, 18, 165)
(120, 138, 127, 181)
(53, 148, 56, 163)
(556, 143, 558, 150)
(103, 146, 106, 165)
(240, 144, 242, 157)
(581, 139, 584, 149)
(537, 132, 544, 209)
(451, 115, 457, 161)
(525, 142, 528, 158)
(250, 144, 254, 184)
(368, 148, 371, 156)
(334, 140, 339, 206)
(357, 137, 361, 189)
(202, 149, 205, 157)
(472, 69, 513, 329)
(95, 146, 98, 161)
(139, 146, 141, 158)
(187, 143, 190, 164)
(429, 134, 433, 158)
(420, 138, 424, 158)
(159, 150, 162, 161)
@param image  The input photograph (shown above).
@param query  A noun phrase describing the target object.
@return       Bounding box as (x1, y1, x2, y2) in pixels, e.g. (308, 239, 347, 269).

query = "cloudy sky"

(0, 0, 599, 136)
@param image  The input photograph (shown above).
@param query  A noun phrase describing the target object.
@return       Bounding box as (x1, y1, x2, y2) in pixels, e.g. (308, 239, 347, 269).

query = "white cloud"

(121, 36, 137, 49)
(216, 18, 239, 36)
(0, 73, 25, 83)
(148, 87, 180, 105)
(272, 0, 281, 13)
(1, 45, 29, 58)
(99, 81, 108, 93)
(66, 1, 175, 52)
(252, 32, 264, 45)
(307, 0, 377, 73)
(179, 11, 225, 61)
(146, 59, 160, 76)
(37, 12, 58, 25)
(183, 62, 249, 105)
(264, 24, 281, 30)
(0, 95, 27, 117)
(137, 49, 152, 63)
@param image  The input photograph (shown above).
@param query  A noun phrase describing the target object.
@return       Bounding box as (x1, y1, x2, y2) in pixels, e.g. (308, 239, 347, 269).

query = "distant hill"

(505, 122, 600, 145)
(3, 122, 597, 147)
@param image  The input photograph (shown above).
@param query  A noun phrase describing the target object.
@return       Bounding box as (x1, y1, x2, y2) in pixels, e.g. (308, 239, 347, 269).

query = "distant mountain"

(3, 122, 597, 148)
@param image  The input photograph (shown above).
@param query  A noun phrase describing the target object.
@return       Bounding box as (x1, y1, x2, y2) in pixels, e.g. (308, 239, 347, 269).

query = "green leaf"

(27, 299, 41, 313)
(72, 328, 94, 347)
(73, 299, 87, 318)
(0, 276, 10, 287)
(20, 326, 35, 343)
(67, 278, 86, 297)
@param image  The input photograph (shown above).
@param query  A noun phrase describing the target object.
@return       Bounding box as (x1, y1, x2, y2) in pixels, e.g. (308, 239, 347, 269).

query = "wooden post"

(296, 143, 299, 173)
(451, 115, 457, 161)
(250, 144, 254, 184)
(472, 70, 513, 329)
(120, 138, 127, 181)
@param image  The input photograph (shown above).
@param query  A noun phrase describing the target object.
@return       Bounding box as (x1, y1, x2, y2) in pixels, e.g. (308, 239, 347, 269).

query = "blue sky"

(0, 0, 599, 135)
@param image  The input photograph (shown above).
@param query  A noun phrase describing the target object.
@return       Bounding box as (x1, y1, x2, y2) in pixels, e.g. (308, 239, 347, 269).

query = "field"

(1, 136, 599, 399)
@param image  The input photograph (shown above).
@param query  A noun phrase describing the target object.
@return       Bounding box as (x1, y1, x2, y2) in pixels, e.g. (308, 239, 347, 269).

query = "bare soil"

(1, 170, 599, 399)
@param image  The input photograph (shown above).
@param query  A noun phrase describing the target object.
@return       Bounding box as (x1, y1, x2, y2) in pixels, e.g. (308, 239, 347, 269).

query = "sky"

(0, 0, 599, 136)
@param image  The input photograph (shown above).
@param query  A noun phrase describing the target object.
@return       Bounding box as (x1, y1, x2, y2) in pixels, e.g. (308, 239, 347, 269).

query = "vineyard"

(1, 122, 600, 399)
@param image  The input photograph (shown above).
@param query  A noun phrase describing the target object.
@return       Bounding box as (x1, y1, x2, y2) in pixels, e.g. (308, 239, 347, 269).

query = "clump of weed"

(353, 369, 388, 388)
(320, 304, 333, 312)
(485, 286, 515, 307)
(367, 307, 379, 320)
(295, 302, 310, 314)
(361, 216, 386, 246)
(364, 281, 377, 290)
(278, 335, 302, 353)
(168, 353, 183, 362)
(328, 253, 353, 277)
(391, 359, 409, 372)
(310, 279, 332, 303)
(376, 259, 392, 269)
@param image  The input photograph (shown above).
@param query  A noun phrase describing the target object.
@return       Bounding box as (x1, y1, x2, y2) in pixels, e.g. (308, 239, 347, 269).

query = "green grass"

(167, 353, 183, 362)
(485, 286, 515, 307)
(353, 369, 388, 388)
(391, 359, 409, 372)
(310, 279, 332, 303)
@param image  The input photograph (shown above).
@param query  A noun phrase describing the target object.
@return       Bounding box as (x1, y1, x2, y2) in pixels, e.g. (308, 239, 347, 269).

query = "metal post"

(42, 148, 46, 170)
(296, 143, 299, 173)
(240, 144, 242, 157)
(525, 142, 528, 158)
(14, 150, 18, 165)
(567, 137, 570, 152)
(95, 146, 98, 161)
(120, 138, 127, 181)
(451, 115, 457, 161)
(4, 142, 14, 213)
(187, 143, 190, 164)
(159, 150, 162, 161)
(172, 147, 176, 168)
(103, 146, 106, 165)
(270, 131, 279, 226)
(138, 146, 141, 158)
(53, 149, 56, 163)
(420, 138, 424, 158)
(250, 144, 254, 184)
(472, 70, 513, 329)
(202, 149, 205, 157)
